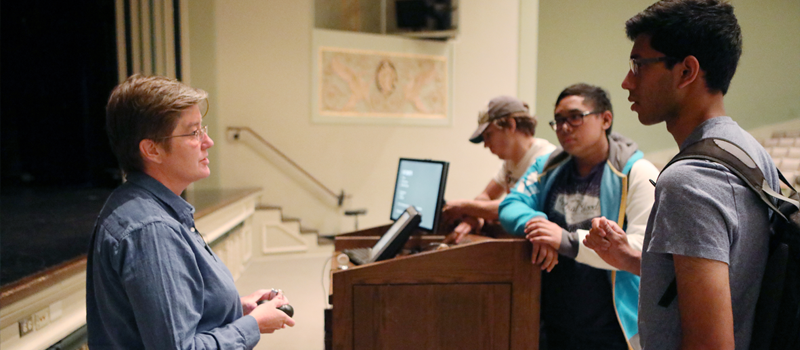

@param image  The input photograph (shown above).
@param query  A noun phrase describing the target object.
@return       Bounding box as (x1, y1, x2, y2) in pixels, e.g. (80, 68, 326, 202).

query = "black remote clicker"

(277, 304, 294, 317)
(257, 299, 294, 317)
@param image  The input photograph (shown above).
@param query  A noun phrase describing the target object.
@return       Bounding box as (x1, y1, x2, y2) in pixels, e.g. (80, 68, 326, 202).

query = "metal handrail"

(227, 126, 345, 207)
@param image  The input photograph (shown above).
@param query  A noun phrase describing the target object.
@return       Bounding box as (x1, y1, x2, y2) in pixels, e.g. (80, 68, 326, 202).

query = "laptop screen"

(389, 158, 449, 233)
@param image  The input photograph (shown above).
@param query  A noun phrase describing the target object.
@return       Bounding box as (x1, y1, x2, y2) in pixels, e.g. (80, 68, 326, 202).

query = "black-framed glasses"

(159, 125, 209, 142)
(629, 56, 676, 75)
(549, 111, 600, 131)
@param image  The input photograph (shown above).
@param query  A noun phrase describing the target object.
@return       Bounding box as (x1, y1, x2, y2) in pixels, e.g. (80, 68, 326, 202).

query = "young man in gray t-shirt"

(584, 1, 780, 349)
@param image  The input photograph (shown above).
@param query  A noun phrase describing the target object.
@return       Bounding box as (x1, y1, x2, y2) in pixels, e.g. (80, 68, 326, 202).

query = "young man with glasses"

(443, 95, 556, 244)
(585, 1, 780, 349)
(499, 83, 658, 350)
(86, 75, 294, 349)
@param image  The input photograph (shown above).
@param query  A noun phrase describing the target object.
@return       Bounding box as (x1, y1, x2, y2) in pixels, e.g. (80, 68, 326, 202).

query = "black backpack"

(658, 137, 800, 350)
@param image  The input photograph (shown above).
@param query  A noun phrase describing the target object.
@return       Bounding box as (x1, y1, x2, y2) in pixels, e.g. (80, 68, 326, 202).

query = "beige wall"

(187, 0, 522, 233)
(187, 0, 799, 233)
(533, 0, 800, 154)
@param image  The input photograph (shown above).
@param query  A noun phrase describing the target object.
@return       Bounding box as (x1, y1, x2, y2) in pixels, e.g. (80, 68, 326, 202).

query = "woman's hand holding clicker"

(249, 292, 295, 333)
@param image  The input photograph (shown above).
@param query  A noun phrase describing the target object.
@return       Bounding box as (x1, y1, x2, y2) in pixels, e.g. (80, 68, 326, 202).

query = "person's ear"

(677, 55, 700, 89)
(139, 139, 164, 165)
(506, 117, 517, 133)
(601, 111, 613, 131)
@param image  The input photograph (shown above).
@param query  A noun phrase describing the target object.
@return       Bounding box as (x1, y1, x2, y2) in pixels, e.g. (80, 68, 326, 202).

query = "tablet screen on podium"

(389, 158, 449, 233)
(370, 205, 421, 262)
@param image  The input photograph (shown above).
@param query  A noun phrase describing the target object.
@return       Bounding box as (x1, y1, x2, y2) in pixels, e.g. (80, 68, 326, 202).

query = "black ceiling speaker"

(396, 0, 453, 31)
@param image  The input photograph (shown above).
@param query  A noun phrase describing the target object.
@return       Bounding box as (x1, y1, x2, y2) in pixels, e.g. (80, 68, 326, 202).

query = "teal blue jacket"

(499, 133, 659, 350)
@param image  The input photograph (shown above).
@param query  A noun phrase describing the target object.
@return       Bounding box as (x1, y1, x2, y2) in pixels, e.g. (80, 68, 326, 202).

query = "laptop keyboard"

(342, 248, 372, 265)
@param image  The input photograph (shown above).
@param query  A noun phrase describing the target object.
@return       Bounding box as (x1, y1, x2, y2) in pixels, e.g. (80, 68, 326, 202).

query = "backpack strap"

(657, 138, 798, 308)
(662, 138, 798, 221)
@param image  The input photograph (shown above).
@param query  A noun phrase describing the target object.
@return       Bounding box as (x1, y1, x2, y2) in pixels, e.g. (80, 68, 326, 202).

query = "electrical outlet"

(34, 308, 50, 330)
(18, 315, 34, 337)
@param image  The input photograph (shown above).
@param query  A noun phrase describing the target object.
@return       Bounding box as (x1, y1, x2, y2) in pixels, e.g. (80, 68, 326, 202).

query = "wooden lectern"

(330, 225, 541, 350)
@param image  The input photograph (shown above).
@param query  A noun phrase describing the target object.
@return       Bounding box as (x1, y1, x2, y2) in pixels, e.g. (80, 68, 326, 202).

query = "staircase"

(228, 126, 358, 239)
(251, 204, 333, 256)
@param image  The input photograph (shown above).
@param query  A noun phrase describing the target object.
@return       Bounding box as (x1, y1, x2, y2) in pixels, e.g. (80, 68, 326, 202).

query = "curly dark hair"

(625, 0, 742, 94)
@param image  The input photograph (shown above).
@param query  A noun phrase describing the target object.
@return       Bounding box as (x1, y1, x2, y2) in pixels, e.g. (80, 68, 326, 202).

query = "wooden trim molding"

(0, 256, 87, 307)
(0, 187, 262, 311)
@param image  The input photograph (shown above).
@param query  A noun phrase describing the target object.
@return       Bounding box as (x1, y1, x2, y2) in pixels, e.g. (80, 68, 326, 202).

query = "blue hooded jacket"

(500, 132, 659, 350)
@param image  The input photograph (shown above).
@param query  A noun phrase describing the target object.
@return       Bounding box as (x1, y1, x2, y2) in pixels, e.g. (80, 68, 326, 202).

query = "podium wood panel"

(332, 235, 539, 350)
(353, 284, 511, 350)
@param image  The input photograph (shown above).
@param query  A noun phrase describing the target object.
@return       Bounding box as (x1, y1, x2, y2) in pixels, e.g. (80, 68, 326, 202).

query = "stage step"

(253, 205, 332, 256)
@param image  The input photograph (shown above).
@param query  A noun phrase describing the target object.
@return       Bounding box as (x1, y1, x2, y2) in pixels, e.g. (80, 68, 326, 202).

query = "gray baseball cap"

(469, 96, 532, 143)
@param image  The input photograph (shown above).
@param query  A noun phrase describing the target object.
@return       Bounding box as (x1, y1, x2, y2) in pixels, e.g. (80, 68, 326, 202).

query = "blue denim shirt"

(86, 172, 260, 349)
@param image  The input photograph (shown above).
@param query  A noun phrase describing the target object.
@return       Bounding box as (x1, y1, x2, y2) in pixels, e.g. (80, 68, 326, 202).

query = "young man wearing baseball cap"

(443, 95, 556, 244)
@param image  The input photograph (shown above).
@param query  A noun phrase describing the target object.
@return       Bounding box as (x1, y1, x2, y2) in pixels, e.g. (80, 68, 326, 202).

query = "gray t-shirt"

(639, 117, 780, 350)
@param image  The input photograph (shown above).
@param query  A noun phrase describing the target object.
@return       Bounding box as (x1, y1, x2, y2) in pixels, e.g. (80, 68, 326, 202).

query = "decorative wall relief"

(312, 29, 452, 125)
(319, 47, 447, 119)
